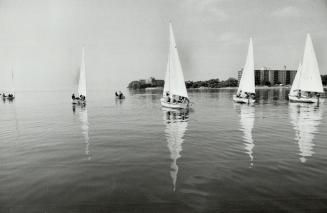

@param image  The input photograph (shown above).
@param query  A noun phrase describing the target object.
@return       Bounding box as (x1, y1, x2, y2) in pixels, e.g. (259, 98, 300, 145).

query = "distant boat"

(233, 38, 255, 104)
(288, 34, 323, 103)
(161, 23, 190, 109)
(2, 68, 15, 100)
(72, 47, 87, 105)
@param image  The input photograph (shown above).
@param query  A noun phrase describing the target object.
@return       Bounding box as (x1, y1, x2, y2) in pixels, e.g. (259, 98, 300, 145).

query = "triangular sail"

(9, 68, 15, 94)
(163, 23, 188, 98)
(78, 47, 87, 97)
(289, 63, 302, 96)
(237, 38, 255, 94)
(3, 68, 15, 94)
(298, 34, 323, 93)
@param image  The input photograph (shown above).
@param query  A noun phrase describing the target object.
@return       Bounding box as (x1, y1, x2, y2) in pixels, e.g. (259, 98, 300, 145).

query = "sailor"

(165, 92, 170, 102)
(297, 90, 301, 98)
(237, 90, 242, 98)
(115, 91, 119, 97)
(72, 94, 75, 100)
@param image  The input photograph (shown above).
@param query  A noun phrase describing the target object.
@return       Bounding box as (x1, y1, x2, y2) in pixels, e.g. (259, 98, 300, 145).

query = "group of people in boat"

(163, 92, 189, 104)
(115, 91, 125, 99)
(72, 93, 86, 101)
(235, 90, 255, 99)
(295, 90, 320, 99)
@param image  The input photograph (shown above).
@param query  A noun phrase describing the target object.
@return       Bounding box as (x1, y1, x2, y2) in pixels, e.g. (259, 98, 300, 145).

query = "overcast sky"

(0, 0, 326, 91)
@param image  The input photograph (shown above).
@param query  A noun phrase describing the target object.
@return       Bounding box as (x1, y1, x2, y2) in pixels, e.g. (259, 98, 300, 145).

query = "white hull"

(288, 95, 318, 103)
(233, 95, 255, 104)
(160, 98, 189, 109)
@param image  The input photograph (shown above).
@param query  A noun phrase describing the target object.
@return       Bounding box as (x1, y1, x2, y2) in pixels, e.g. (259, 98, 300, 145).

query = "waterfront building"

(238, 67, 297, 86)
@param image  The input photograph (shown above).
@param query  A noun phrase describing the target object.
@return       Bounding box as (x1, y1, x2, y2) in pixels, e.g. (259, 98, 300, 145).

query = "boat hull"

(160, 98, 189, 109)
(2, 96, 15, 100)
(72, 99, 86, 105)
(115, 95, 125, 99)
(288, 95, 318, 103)
(233, 95, 255, 104)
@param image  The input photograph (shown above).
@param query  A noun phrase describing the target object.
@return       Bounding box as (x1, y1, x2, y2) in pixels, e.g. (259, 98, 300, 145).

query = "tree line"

(127, 77, 239, 89)
(128, 75, 327, 89)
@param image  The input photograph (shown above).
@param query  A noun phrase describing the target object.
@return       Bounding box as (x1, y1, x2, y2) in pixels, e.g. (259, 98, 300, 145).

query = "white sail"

(163, 23, 188, 98)
(9, 68, 15, 94)
(298, 34, 323, 93)
(163, 110, 188, 191)
(289, 103, 322, 163)
(239, 105, 255, 167)
(237, 38, 255, 94)
(3, 68, 15, 94)
(289, 63, 302, 96)
(78, 47, 87, 97)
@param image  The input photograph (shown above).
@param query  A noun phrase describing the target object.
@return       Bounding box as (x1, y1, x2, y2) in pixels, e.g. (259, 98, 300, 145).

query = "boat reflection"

(162, 108, 189, 191)
(289, 103, 323, 163)
(72, 105, 90, 160)
(235, 104, 255, 167)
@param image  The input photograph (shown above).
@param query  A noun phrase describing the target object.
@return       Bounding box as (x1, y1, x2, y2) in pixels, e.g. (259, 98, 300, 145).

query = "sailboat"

(289, 103, 323, 163)
(72, 47, 87, 105)
(2, 68, 15, 100)
(161, 23, 190, 109)
(233, 38, 255, 104)
(163, 109, 189, 191)
(288, 34, 324, 103)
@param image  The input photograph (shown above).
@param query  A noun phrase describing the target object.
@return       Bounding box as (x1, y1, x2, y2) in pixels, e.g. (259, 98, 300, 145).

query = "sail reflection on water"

(162, 109, 189, 191)
(235, 104, 255, 167)
(289, 103, 323, 163)
(73, 105, 90, 160)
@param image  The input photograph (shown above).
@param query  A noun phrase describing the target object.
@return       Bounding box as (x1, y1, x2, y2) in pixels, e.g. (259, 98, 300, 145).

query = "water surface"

(1, 88, 327, 212)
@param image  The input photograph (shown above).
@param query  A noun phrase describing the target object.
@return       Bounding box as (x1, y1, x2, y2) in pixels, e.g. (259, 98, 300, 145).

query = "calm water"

(1, 88, 327, 212)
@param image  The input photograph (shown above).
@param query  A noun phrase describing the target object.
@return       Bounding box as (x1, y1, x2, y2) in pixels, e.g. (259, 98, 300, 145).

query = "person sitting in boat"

(297, 90, 301, 98)
(245, 92, 249, 99)
(118, 91, 124, 99)
(172, 95, 177, 103)
(307, 92, 312, 98)
(8, 94, 13, 98)
(164, 92, 171, 103)
(115, 91, 119, 97)
(72, 93, 76, 100)
(2, 93, 6, 97)
(236, 90, 242, 98)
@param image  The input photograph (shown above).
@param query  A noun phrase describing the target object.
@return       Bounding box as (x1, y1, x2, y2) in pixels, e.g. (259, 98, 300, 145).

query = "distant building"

(237, 67, 297, 86)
